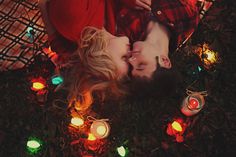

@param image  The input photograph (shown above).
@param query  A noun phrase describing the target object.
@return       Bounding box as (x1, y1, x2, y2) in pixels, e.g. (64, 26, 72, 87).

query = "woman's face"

(106, 36, 130, 78)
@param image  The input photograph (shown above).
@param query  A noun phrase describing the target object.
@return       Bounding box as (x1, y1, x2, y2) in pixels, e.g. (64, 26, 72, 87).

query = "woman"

(38, 0, 151, 111)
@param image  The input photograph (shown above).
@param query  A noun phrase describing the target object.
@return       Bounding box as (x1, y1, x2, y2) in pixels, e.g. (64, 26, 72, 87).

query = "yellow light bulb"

(32, 82, 45, 90)
(205, 50, 216, 63)
(87, 133, 96, 141)
(96, 126, 106, 135)
(171, 121, 183, 132)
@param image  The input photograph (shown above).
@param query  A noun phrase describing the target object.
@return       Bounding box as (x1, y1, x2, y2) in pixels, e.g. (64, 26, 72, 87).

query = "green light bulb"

(26, 138, 42, 154)
(27, 140, 40, 149)
(198, 66, 202, 72)
(51, 75, 63, 85)
(117, 146, 126, 157)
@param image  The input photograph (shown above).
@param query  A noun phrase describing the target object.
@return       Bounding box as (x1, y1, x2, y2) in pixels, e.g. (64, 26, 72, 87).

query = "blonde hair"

(67, 27, 125, 111)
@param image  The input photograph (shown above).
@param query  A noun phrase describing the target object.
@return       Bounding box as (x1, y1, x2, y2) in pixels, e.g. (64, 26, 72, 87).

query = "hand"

(134, 0, 152, 11)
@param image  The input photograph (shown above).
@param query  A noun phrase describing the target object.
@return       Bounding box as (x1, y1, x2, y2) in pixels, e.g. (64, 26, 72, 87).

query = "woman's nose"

(121, 36, 130, 44)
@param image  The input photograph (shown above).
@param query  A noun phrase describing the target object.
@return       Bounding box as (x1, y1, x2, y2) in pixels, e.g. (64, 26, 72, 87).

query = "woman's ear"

(158, 55, 172, 69)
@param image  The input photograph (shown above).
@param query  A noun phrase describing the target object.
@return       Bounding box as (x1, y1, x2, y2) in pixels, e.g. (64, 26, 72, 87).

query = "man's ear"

(158, 55, 172, 69)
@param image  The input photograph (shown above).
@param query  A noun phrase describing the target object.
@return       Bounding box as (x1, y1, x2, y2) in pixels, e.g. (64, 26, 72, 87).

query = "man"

(118, 0, 202, 78)
(117, 0, 212, 96)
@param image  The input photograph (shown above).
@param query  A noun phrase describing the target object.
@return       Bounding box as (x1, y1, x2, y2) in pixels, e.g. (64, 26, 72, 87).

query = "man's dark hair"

(129, 58, 181, 100)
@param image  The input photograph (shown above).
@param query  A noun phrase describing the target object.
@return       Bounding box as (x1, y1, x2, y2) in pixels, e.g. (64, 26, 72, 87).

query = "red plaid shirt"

(116, 0, 201, 52)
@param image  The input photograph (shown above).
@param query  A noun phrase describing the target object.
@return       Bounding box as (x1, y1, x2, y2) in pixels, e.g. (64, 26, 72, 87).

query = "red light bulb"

(188, 97, 200, 110)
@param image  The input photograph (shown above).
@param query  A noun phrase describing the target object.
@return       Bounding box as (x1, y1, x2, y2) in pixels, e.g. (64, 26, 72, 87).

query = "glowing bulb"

(181, 93, 206, 116)
(96, 126, 106, 135)
(42, 46, 57, 58)
(87, 133, 96, 141)
(71, 117, 84, 127)
(27, 140, 40, 149)
(90, 120, 110, 139)
(26, 138, 42, 154)
(202, 44, 217, 66)
(32, 82, 45, 91)
(51, 75, 63, 85)
(197, 66, 202, 72)
(27, 27, 33, 34)
(48, 46, 52, 52)
(188, 97, 200, 110)
(205, 50, 216, 62)
(31, 77, 46, 91)
(117, 146, 126, 157)
(171, 121, 183, 132)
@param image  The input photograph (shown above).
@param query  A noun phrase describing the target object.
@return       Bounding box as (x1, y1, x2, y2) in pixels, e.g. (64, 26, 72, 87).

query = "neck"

(145, 21, 170, 56)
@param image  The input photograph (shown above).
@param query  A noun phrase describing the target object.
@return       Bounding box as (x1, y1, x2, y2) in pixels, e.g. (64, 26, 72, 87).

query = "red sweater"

(48, 0, 116, 58)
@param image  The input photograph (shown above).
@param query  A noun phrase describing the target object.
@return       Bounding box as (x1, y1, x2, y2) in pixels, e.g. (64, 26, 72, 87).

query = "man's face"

(128, 41, 158, 79)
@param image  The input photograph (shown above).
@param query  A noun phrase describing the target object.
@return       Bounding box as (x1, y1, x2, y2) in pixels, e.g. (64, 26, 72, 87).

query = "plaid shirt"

(116, 0, 201, 52)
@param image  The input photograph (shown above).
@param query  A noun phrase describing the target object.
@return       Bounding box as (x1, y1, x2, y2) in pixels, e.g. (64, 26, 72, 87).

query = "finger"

(141, 0, 151, 6)
(129, 56, 137, 61)
(137, 1, 151, 11)
(134, 6, 144, 10)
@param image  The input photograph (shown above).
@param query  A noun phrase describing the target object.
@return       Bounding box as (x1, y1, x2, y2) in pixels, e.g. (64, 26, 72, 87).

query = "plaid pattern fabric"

(0, 0, 48, 71)
(116, 7, 151, 44)
(116, 0, 212, 51)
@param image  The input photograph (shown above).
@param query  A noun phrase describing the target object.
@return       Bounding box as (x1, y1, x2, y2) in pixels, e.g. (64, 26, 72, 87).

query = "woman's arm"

(38, 0, 56, 37)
